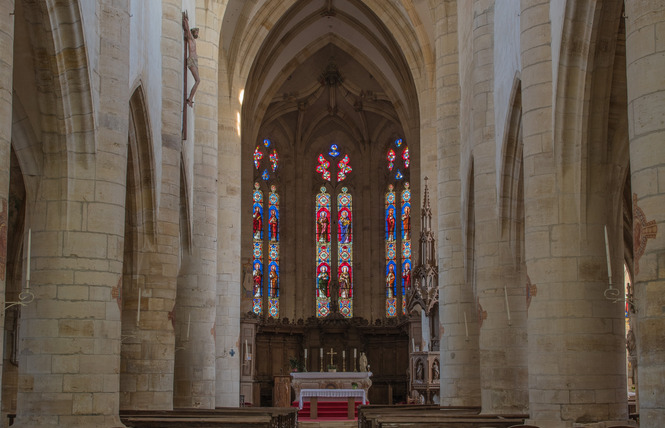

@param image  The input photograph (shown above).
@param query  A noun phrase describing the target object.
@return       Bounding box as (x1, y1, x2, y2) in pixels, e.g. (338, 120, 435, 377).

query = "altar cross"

(327, 348, 337, 366)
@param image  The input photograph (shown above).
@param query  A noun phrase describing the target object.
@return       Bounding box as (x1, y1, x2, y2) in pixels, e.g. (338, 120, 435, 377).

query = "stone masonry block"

(63, 374, 105, 393)
(59, 319, 95, 337)
(72, 393, 93, 415)
(52, 355, 80, 374)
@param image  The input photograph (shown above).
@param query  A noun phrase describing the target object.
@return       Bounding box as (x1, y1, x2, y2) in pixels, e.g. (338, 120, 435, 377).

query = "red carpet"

(292, 400, 363, 420)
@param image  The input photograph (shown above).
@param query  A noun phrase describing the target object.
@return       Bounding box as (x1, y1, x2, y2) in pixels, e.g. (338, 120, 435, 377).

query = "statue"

(416, 360, 424, 381)
(182, 11, 200, 107)
(432, 360, 440, 380)
(359, 352, 368, 372)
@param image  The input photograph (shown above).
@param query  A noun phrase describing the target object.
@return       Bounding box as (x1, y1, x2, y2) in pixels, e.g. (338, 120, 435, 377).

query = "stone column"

(216, 52, 242, 409)
(173, 5, 219, 410)
(471, 0, 528, 413)
(14, 1, 129, 426)
(436, 0, 481, 407)
(522, 1, 627, 425)
(119, 1, 180, 410)
(0, 0, 14, 412)
(625, 1, 665, 426)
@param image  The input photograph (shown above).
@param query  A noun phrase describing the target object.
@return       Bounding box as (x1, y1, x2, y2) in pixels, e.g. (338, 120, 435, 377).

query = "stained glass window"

(267, 185, 280, 317)
(316, 154, 331, 181)
(251, 140, 280, 317)
(252, 183, 264, 315)
(316, 187, 332, 317)
(337, 155, 352, 182)
(387, 149, 396, 171)
(385, 137, 410, 317)
(253, 147, 263, 169)
(270, 150, 279, 172)
(315, 144, 353, 317)
(338, 188, 353, 317)
(386, 184, 398, 317)
(401, 183, 411, 315)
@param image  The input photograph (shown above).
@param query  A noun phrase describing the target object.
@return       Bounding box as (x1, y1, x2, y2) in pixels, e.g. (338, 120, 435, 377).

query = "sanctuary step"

(358, 405, 528, 428)
(293, 399, 363, 419)
(120, 407, 297, 428)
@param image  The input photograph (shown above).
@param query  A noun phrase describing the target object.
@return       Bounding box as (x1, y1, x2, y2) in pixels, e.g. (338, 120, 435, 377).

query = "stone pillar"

(0, 0, 14, 412)
(173, 5, 219, 410)
(119, 0, 182, 412)
(471, 0, 528, 413)
(14, 1, 129, 426)
(625, 1, 665, 426)
(522, 1, 627, 425)
(216, 40, 242, 410)
(436, 0, 481, 407)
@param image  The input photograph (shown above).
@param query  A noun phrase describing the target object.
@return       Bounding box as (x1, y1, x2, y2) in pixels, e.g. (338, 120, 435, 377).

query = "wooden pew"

(120, 407, 297, 428)
(358, 405, 528, 428)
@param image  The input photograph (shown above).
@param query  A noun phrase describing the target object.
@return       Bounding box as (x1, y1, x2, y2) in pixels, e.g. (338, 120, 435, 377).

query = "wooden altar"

(291, 372, 373, 419)
(290, 371, 373, 397)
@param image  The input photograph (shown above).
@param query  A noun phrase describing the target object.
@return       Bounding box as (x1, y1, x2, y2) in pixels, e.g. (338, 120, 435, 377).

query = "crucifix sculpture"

(327, 348, 337, 366)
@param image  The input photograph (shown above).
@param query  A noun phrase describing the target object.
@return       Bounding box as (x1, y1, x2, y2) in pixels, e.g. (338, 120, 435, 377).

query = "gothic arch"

(128, 86, 157, 242)
(498, 75, 524, 265)
(555, 0, 626, 226)
(19, 0, 95, 160)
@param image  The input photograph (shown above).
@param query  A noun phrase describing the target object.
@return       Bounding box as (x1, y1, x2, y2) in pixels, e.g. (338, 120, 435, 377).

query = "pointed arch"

(128, 86, 157, 241)
(498, 75, 524, 265)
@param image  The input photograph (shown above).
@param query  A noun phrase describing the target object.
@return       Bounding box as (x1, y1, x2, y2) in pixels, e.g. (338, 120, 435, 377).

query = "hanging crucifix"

(182, 11, 200, 139)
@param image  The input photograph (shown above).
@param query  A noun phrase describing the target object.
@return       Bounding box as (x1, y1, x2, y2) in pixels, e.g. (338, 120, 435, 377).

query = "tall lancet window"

(385, 138, 410, 317)
(251, 139, 280, 317)
(401, 183, 412, 314)
(316, 144, 353, 318)
(337, 187, 353, 317)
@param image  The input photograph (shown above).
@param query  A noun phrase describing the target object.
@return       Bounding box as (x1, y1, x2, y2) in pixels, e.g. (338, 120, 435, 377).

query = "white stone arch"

(555, 0, 627, 225)
(498, 74, 524, 264)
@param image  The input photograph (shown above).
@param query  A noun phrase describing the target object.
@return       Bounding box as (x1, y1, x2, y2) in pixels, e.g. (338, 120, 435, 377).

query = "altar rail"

(358, 405, 529, 428)
(119, 407, 297, 428)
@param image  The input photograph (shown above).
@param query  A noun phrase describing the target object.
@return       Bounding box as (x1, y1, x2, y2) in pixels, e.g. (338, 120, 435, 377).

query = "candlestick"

(354, 348, 357, 358)
(412, 338, 415, 352)
(504, 286, 512, 325)
(245, 339, 248, 357)
(187, 313, 191, 340)
(342, 350, 346, 372)
(464, 311, 469, 340)
(320, 348, 323, 372)
(604, 225, 612, 284)
(26, 228, 31, 287)
(136, 289, 141, 325)
(304, 348, 307, 359)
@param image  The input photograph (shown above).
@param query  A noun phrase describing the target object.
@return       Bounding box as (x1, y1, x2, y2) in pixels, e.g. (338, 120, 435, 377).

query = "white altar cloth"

(298, 388, 367, 409)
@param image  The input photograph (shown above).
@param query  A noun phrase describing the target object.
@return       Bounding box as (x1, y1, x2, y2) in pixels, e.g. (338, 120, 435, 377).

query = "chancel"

(0, 0, 663, 428)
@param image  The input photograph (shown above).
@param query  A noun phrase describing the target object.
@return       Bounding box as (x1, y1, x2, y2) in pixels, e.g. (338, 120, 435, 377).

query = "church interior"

(0, 0, 663, 427)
